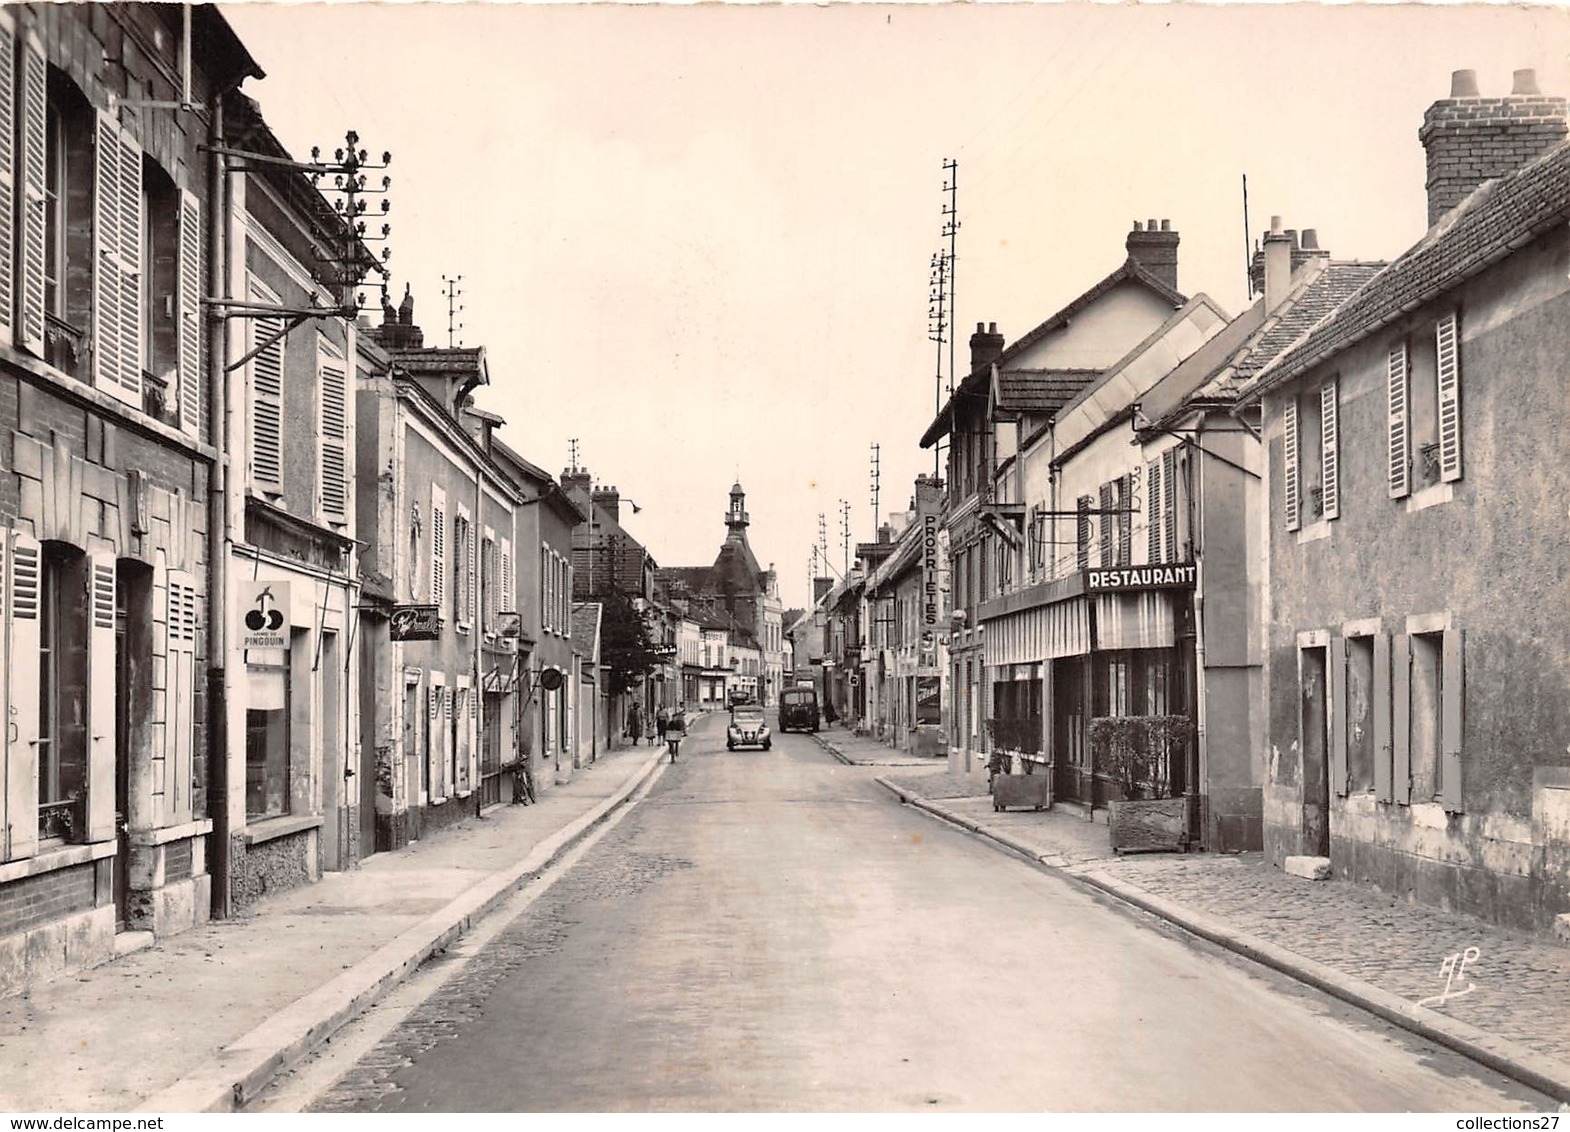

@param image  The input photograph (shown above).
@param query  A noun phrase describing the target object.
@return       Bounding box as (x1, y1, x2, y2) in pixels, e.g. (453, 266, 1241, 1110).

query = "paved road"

(288, 722, 1553, 1112)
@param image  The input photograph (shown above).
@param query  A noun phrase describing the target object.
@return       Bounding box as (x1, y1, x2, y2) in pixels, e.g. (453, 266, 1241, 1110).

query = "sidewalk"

(813, 733, 1570, 1105)
(810, 724, 940, 768)
(0, 736, 679, 1114)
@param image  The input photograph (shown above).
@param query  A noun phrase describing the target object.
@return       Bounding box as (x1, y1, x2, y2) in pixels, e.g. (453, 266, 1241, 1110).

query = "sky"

(218, 1, 1570, 612)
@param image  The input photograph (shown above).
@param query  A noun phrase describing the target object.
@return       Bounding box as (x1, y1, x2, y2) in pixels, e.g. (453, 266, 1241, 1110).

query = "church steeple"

(725, 481, 749, 541)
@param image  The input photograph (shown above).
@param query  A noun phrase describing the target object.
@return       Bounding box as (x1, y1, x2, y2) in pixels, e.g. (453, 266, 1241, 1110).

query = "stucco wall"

(1260, 229, 1570, 927)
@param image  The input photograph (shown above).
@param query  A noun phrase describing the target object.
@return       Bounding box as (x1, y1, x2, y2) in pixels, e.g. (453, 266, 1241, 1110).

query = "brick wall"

(0, 864, 96, 937)
(1421, 96, 1568, 225)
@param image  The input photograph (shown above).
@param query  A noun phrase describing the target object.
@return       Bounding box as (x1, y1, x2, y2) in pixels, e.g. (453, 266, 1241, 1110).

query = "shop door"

(358, 641, 377, 858)
(480, 691, 503, 807)
(113, 577, 130, 930)
(404, 680, 422, 842)
(1300, 646, 1331, 857)
(1054, 659, 1088, 804)
(321, 632, 343, 871)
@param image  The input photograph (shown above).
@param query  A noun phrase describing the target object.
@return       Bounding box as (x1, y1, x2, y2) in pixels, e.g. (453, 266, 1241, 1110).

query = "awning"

(986, 597, 1090, 666)
(1094, 591, 1175, 651)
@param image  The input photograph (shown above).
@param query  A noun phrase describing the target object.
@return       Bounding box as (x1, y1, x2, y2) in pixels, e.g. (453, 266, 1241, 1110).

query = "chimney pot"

(1301, 228, 1320, 250)
(976, 322, 985, 333)
(1270, 214, 1283, 234)
(1160, 219, 1171, 231)
(1132, 220, 1143, 231)
(988, 321, 997, 333)
(1451, 69, 1480, 97)
(1146, 217, 1158, 231)
(1513, 68, 1541, 95)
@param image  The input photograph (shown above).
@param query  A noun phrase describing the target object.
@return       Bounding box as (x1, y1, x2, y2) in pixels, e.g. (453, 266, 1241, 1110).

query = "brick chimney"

(968, 322, 1005, 374)
(1248, 224, 1330, 301)
(366, 283, 424, 350)
(1125, 218, 1180, 292)
(560, 467, 592, 508)
(591, 484, 620, 525)
(913, 473, 945, 515)
(1420, 68, 1568, 227)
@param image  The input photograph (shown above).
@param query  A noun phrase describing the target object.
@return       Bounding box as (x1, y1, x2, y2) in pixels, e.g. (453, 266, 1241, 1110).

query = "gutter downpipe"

(205, 92, 231, 918)
(1190, 413, 1209, 851)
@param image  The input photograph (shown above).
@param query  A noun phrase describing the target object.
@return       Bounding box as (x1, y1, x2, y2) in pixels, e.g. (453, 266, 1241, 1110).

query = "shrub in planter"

(986, 718, 1050, 811)
(1089, 715, 1194, 852)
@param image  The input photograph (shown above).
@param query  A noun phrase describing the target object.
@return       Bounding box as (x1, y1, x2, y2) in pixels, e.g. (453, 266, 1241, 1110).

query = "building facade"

(0, 4, 259, 993)
(1241, 71, 1570, 931)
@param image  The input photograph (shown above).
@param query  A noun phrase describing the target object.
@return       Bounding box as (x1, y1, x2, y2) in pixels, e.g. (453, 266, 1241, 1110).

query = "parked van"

(778, 687, 819, 733)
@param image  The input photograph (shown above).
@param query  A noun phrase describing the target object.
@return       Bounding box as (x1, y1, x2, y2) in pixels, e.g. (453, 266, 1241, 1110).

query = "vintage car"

(777, 687, 819, 733)
(726, 705, 771, 751)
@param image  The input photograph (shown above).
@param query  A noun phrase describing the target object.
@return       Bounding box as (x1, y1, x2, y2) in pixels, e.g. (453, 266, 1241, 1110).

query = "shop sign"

(1085, 564, 1197, 593)
(922, 512, 941, 630)
(240, 581, 290, 650)
(390, 604, 442, 641)
(915, 674, 942, 725)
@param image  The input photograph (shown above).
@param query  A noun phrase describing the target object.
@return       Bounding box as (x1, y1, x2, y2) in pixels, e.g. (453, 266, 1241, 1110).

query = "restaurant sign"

(390, 604, 443, 641)
(1085, 564, 1197, 593)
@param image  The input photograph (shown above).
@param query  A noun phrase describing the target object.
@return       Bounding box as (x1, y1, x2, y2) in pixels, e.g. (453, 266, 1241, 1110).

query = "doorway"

(1300, 645, 1330, 857)
(321, 631, 343, 871)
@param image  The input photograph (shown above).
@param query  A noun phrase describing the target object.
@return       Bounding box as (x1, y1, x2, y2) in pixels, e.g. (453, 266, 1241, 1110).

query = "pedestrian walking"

(656, 705, 670, 742)
(628, 703, 643, 746)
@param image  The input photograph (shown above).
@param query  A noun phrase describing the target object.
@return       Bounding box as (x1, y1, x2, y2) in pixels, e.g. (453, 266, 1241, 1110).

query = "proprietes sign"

(1085, 564, 1197, 593)
(921, 512, 939, 630)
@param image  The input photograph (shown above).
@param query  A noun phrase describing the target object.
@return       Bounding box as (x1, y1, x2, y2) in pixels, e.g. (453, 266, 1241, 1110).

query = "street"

(272, 719, 1552, 1113)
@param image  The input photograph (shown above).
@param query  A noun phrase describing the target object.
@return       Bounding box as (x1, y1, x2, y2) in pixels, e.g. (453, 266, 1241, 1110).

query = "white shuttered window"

(1282, 397, 1300, 531)
(1320, 379, 1340, 521)
(248, 277, 284, 493)
(1387, 343, 1411, 499)
(318, 334, 348, 523)
(1436, 313, 1462, 483)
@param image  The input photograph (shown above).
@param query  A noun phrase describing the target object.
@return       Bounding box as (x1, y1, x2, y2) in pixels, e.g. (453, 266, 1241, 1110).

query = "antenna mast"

(1242, 173, 1253, 299)
(942, 158, 959, 402)
(442, 273, 464, 347)
(568, 438, 579, 472)
(870, 443, 881, 538)
(840, 499, 852, 576)
(928, 250, 948, 481)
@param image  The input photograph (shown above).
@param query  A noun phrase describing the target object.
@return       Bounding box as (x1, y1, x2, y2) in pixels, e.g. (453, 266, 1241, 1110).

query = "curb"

(873, 777, 1570, 1105)
(811, 733, 853, 765)
(137, 747, 670, 1113)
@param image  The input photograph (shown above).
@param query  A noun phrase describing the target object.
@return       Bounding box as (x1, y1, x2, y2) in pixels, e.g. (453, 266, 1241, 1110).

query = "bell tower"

(725, 481, 749, 542)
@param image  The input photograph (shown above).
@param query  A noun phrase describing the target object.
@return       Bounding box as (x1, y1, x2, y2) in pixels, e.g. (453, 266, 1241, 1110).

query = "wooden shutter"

(1392, 633, 1411, 805)
(1117, 476, 1132, 566)
(1440, 627, 1464, 812)
(1320, 380, 1340, 521)
(164, 570, 196, 825)
(85, 549, 117, 841)
(318, 335, 347, 523)
(1373, 632, 1393, 803)
(93, 112, 126, 399)
(467, 518, 477, 626)
(1436, 313, 1462, 483)
(0, 528, 8, 854)
(1162, 449, 1177, 561)
(0, 13, 17, 348)
(1387, 344, 1410, 499)
(1147, 459, 1163, 564)
(1330, 636, 1348, 797)
(500, 537, 512, 613)
(248, 279, 284, 492)
(1076, 496, 1091, 571)
(430, 486, 446, 615)
(17, 32, 44, 356)
(114, 128, 141, 398)
(177, 190, 202, 438)
(1098, 483, 1113, 567)
(1282, 397, 1300, 531)
(6, 530, 41, 860)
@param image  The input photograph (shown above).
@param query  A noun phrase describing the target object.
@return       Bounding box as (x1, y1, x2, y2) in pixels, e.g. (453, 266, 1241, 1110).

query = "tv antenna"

(442, 273, 464, 347)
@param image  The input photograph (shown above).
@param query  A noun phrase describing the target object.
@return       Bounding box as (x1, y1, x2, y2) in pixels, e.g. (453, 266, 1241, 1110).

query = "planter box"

(1109, 796, 1193, 854)
(992, 772, 1051, 812)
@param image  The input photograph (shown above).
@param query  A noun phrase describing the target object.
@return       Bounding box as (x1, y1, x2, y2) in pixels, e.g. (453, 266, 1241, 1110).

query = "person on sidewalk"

(656, 705, 670, 743)
(628, 703, 643, 746)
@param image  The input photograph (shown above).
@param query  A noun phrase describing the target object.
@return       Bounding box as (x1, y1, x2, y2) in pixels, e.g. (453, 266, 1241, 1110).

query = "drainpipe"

(205, 92, 231, 918)
(1190, 414, 1210, 848)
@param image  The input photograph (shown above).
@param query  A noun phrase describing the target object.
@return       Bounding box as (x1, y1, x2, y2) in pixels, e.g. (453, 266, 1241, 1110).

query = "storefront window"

(245, 664, 290, 818)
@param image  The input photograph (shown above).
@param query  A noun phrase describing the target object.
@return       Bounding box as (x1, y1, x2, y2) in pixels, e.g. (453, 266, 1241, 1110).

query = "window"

(1391, 316, 1463, 495)
(454, 511, 472, 631)
(481, 532, 496, 635)
(1028, 506, 1045, 576)
(248, 277, 284, 494)
(408, 505, 423, 601)
(244, 662, 290, 819)
(140, 158, 189, 428)
(33, 63, 94, 376)
(37, 543, 85, 840)
(1391, 626, 1464, 811)
(430, 486, 447, 616)
(1343, 635, 1376, 794)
